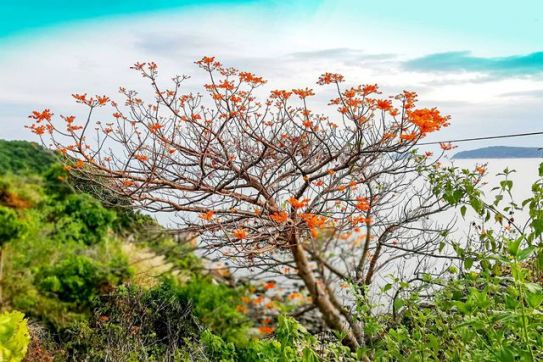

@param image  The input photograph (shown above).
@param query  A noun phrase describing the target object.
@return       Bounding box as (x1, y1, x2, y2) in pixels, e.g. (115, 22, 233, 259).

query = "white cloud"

(1, 2, 542, 152)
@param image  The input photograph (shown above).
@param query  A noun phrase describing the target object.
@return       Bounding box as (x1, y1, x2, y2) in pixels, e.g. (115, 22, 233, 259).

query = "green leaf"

(532, 219, 543, 237)
(526, 292, 543, 308)
(507, 238, 522, 257)
(497, 347, 515, 362)
(464, 258, 474, 269)
(536, 249, 543, 271)
(302, 347, 319, 362)
(469, 196, 484, 215)
(517, 246, 535, 261)
(460, 205, 467, 218)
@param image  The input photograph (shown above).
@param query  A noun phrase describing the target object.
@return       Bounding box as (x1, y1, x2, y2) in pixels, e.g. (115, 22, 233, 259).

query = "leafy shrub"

(355, 163, 543, 361)
(201, 315, 352, 362)
(51, 194, 116, 245)
(166, 276, 251, 343)
(0, 310, 30, 362)
(66, 283, 203, 361)
(0, 206, 24, 246)
(35, 254, 130, 306)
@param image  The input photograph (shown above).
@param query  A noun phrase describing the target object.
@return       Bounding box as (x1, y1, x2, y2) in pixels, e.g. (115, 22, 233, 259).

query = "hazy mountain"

(453, 146, 543, 159)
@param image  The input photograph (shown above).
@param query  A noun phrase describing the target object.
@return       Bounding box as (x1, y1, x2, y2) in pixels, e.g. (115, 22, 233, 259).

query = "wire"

(417, 131, 543, 146)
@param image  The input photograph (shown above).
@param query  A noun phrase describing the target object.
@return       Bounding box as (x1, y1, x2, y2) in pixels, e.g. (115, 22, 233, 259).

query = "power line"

(418, 131, 543, 146)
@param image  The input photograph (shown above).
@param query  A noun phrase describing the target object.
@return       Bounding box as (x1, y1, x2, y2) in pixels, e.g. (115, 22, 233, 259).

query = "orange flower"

(475, 165, 487, 175)
(218, 80, 235, 91)
(292, 87, 315, 99)
(362, 84, 379, 95)
(288, 197, 309, 209)
(62, 115, 76, 124)
(263, 281, 276, 290)
(313, 180, 324, 187)
(28, 124, 46, 135)
(355, 197, 370, 211)
(134, 154, 148, 162)
(270, 211, 288, 223)
(302, 120, 314, 129)
(241, 296, 251, 304)
(233, 229, 248, 240)
(317, 72, 344, 85)
(376, 99, 393, 112)
(408, 108, 449, 134)
(287, 292, 302, 300)
(300, 213, 327, 238)
(270, 89, 292, 100)
(199, 210, 215, 221)
(300, 213, 326, 229)
(199, 56, 215, 65)
(72, 93, 88, 104)
(75, 160, 85, 169)
(239, 71, 266, 85)
(258, 325, 275, 335)
(29, 109, 53, 122)
(253, 295, 264, 305)
(149, 122, 163, 133)
(400, 132, 418, 141)
(424, 151, 433, 157)
(96, 95, 110, 106)
(382, 132, 396, 140)
(439, 142, 454, 151)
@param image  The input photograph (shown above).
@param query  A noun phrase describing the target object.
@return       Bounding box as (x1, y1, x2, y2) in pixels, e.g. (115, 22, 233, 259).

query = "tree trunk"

(290, 236, 359, 349)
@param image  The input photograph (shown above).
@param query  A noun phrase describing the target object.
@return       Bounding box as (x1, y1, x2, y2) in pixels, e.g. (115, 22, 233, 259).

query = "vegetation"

(0, 311, 30, 362)
(0, 58, 540, 360)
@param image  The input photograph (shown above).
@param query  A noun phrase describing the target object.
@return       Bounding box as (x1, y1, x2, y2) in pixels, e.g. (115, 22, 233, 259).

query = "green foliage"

(3, 139, 541, 361)
(51, 194, 116, 245)
(358, 162, 543, 361)
(66, 283, 203, 361)
(0, 206, 24, 245)
(0, 310, 30, 362)
(0, 140, 57, 175)
(35, 254, 130, 306)
(169, 276, 251, 343)
(202, 315, 354, 362)
(0, 162, 131, 330)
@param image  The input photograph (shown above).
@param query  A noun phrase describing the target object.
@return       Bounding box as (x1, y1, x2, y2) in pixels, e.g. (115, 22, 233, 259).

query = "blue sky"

(1, 0, 543, 150)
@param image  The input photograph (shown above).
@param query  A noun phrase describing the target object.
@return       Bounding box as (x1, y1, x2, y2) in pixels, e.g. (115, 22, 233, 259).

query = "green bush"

(35, 254, 130, 306)
(166, 276, 252, 343)
(66, 283, 203, 361)
(0, 310, 30, 362)
(0, 206, 24, 246)
(51, 194, 116, 245)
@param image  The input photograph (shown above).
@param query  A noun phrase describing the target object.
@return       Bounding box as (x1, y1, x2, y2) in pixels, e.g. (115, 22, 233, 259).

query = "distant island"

(453, 146, 543, 159)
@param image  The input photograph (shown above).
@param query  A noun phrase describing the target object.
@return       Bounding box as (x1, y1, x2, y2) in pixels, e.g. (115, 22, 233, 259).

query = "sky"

(1, 0, 543, 152)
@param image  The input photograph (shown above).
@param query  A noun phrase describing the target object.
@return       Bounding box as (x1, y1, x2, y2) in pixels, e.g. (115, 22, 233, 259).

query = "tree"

(29, 57, 462, 348)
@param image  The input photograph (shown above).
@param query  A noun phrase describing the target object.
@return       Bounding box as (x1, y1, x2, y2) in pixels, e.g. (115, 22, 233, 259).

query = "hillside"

(453, 146, 543, 159)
